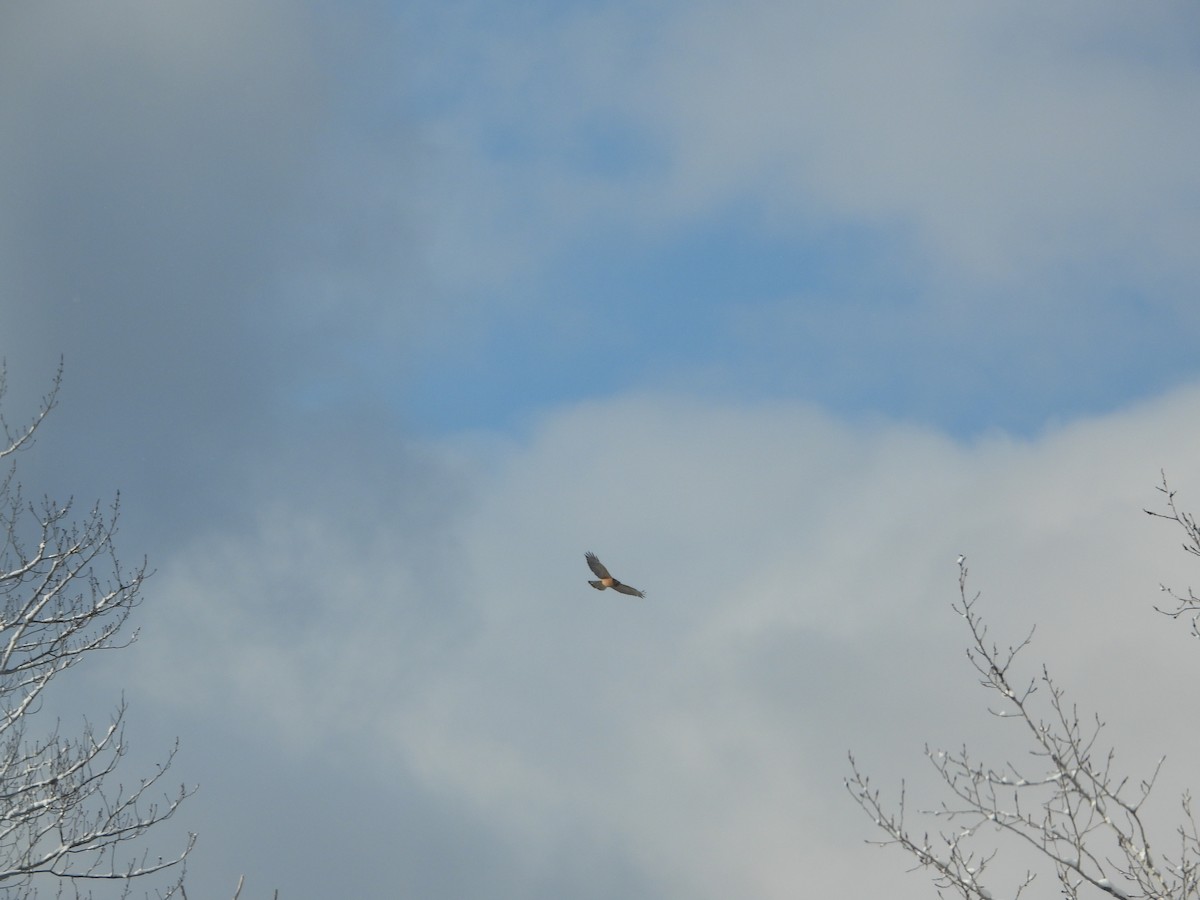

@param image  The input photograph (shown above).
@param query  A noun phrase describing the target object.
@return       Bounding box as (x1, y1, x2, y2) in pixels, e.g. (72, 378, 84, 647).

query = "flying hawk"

(585, 552, 645, 597)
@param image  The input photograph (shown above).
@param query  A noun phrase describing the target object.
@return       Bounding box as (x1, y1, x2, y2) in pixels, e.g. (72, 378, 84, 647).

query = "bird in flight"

(585, 552, 645, 597)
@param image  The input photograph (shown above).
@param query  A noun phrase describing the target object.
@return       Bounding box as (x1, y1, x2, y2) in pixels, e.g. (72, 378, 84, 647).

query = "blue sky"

(3, 1, 1200, 898)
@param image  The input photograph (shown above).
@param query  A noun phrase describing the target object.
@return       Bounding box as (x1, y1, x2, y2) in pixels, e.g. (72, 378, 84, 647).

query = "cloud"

(400, 0, 1200, 295)
(0, 0, 437, 544)
(389, 0, 1200, 436)
(642, 0, 1200, 292)
(121, 383, 1200, 898)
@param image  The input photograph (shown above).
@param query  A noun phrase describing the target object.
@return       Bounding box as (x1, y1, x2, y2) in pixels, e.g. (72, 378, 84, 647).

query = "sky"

(2, 0, 1200, 897)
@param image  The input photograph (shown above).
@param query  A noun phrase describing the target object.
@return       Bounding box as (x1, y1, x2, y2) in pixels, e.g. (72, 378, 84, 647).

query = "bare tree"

(0, 365, 195, 898)
(846, 494, 1200, 899)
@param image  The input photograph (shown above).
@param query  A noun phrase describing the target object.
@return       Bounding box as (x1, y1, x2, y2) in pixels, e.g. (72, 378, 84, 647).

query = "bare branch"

(1145, 471, 1200, 639)
(0, 360, 62, 462)
(849, 549, 1200, 899)
(0, 370, 196, 897)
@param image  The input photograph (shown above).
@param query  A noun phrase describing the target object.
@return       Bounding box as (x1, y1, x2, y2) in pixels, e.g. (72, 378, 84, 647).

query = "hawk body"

(585, 552, 645, 597)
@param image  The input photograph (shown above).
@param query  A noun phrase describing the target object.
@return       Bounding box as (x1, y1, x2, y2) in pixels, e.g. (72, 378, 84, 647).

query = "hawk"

(585, 552, 645, 597)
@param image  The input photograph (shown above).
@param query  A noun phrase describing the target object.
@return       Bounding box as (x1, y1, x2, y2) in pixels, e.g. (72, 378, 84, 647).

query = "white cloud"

(406, 0, 1200, 307)
(672, 0, 1200, 289)
(131, 382, 1200, 897)
(649, 0, 1200, 290)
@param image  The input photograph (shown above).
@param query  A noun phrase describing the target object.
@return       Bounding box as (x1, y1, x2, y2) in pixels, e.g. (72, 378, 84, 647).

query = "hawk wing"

(611, 582, 645, 598)
(585, 552, 611, 580)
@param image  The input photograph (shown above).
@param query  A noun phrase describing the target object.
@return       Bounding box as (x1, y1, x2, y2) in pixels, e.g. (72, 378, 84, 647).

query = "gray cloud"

(0, 0, 431, 547)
